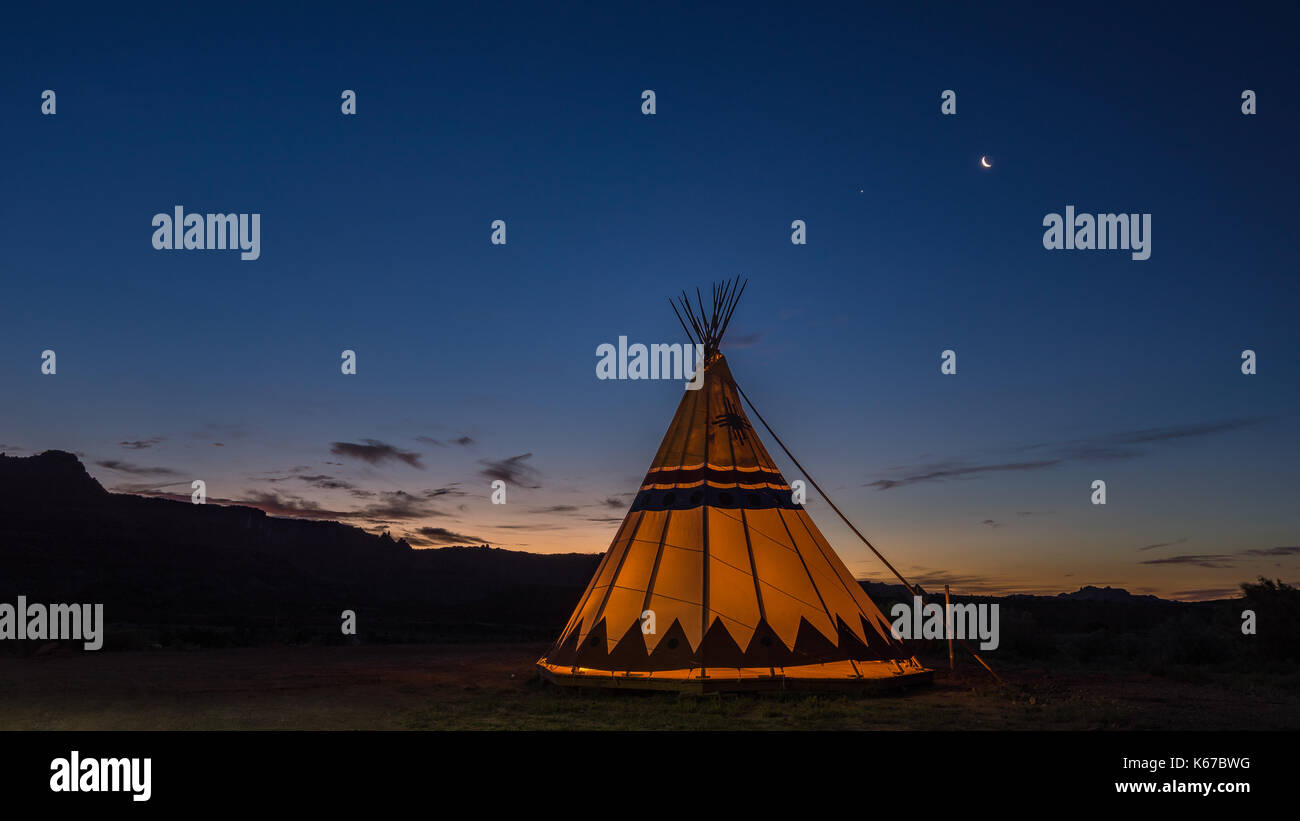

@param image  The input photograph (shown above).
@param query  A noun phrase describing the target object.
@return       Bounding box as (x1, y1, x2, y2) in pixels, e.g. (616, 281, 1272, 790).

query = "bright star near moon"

(980, 155, 992, 168)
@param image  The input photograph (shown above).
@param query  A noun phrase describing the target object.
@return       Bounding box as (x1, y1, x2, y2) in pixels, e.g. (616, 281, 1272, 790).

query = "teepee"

(538, 280, 932, 691)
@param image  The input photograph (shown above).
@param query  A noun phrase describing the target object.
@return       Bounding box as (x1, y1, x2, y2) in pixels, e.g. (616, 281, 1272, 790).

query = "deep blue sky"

(2, 2, 1297, 599)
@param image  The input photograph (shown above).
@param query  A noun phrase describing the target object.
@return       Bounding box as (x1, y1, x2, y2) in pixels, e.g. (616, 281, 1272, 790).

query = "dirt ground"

(1, 643, 1296, 730)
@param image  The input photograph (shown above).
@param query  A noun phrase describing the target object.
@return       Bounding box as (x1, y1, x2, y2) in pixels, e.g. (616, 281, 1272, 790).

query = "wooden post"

(945, 584, 954, 671)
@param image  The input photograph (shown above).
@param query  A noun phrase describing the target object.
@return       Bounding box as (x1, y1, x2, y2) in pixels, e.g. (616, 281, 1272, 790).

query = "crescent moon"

(980, 156, 992, 168)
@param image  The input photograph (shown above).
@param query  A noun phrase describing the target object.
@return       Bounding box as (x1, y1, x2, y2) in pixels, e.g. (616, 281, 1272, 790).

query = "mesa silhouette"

(0, 451, 599, 647)
(1, 451, 1267, 665)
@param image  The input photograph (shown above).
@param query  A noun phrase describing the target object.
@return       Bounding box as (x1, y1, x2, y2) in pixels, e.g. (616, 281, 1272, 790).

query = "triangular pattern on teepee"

(539, 282, 927, 688)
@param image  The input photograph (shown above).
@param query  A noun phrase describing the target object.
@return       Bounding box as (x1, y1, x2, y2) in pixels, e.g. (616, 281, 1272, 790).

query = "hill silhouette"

(0, 450, 599, 647)
(1057, 585, 1162, 603)
(1, 451, 1267, 664)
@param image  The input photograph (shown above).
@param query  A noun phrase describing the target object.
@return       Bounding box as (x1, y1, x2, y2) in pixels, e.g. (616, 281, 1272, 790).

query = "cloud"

(489, 523, 569, 531)
(120, 485, 457, 528)
(1108, 419, 1263, 445)
(1170, 588, 1242, 601)
(412, 526, 486, 545)
(422, 485, 466, 499)
(355, 490, 447, 521)
(261, 468, 315, 483)
(600, 497, 624, 509)
(868, 417, 1263, 490)
(119, 438, 164, 450)
(330, 439, 423, 468)
(1051, 444, 1142, 461)
(1042, 419, 1265, 460)
(479, 453, 540, 487)
(1140, 546, 1300, 568)
(186, 485, 454, 524)
(980, 519, 1001, 528)
(531, 504, 579, 514)
(1139, 554, 1237, 569)
(1138, 537, 1188, 552)
(1239, 546, 1300, 557)
(239, 490, 352, 520)
(95, 459, 182, 477)
(295, 474, 357, 491)
(867, 459, 1060, 490)
(415, 435, 475, 448)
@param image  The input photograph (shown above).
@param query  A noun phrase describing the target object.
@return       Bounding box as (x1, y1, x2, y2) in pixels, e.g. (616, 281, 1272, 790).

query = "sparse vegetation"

(1, 641, 1297, 731)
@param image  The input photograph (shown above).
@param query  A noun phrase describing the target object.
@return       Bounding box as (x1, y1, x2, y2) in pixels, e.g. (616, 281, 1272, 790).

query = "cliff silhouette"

(0, 451, 599, 647)
(1, 451, 1268, 663)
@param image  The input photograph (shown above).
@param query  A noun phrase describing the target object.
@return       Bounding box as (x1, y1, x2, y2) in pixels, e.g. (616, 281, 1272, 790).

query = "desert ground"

(2, 642, 1297, 731)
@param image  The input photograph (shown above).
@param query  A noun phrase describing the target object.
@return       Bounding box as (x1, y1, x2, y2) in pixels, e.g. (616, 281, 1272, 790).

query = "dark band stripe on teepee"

(630, 484, 799, 512)
(640, 465, 789, 488)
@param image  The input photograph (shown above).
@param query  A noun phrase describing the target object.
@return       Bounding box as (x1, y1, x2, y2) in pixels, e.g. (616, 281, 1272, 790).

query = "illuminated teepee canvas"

(538, 281, 932, 691)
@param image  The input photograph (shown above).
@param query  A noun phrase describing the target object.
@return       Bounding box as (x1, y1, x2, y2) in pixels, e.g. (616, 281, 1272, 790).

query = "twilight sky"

(2, 3, 1296, 600)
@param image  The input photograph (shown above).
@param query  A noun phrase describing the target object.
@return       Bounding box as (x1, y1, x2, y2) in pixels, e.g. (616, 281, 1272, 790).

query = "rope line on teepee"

(732, 377, 1003, 684)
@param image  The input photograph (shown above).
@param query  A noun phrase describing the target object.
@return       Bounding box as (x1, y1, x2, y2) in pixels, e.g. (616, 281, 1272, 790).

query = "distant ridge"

(0, 451, 1203, 652)
(863, 580, 1175, 604)
(0, 450, 599, 643)
(1057, 585, 1163, 603)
